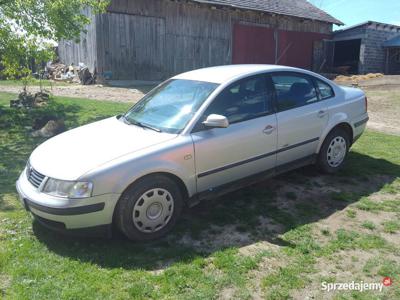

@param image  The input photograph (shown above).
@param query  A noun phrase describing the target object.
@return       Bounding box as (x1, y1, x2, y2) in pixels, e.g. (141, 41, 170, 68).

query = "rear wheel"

(317, 128, 350, 174)
(116, 175, 183, 241)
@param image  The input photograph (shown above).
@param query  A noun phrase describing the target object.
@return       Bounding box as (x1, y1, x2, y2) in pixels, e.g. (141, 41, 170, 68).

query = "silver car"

(16, 65, 369, 241)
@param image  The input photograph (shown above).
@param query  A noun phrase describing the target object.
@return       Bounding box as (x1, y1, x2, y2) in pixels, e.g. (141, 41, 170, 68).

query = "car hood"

(30, 117, 177, 180)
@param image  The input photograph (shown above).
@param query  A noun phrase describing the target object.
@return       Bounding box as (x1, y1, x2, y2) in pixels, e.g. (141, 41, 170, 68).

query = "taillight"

(365, 97, 368, 112)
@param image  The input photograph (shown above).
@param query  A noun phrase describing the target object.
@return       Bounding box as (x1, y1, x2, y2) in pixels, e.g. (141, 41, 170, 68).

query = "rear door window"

(316, 79, 335, 99)
(271, 73, 318, 112)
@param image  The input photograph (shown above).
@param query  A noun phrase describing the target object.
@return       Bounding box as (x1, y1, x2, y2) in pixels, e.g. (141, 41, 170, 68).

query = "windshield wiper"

(130, 120, 162, 132)
(136, 122, 162, 132)
(119, 115, 132, 125)
(120, 115, 162, 132)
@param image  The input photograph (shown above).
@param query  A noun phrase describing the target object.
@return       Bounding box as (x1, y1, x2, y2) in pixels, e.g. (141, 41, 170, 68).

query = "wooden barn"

(58, 0, 342, 82)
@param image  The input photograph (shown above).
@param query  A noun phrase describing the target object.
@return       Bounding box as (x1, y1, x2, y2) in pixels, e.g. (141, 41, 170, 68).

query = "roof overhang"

(383, 35, 400, 48)
(186, 0, 344, 26)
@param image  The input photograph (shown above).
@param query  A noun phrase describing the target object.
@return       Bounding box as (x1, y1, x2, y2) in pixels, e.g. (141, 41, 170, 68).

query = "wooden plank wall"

(58, 8, 98, 73)
(61, 0, 333, 80)
(96, 12, 166, 80)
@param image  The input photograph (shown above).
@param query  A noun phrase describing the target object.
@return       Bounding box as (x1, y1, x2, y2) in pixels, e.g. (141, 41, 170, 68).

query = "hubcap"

(133, 188, 174, 233)
(327, 136, 347, 167)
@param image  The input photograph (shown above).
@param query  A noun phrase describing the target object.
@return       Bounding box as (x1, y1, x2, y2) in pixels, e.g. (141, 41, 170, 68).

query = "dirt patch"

(176, 173, 396, 254)
(0, 274, 11, 296)
(177, 224, 255, 253)
(363, 85, 400, 136)
(0, 84, 148, 104)
(218, 286, 237, 300)
(174, 171, 398, 298)
(336, 75, 400, 135)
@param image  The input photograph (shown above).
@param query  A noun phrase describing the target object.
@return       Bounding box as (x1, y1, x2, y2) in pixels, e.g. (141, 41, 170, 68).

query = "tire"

(115, 175, 183, 241)
(317, 127, 350, 174)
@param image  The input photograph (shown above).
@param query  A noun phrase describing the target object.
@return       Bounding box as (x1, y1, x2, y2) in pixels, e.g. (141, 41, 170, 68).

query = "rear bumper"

(16, 168, 120, 233)
(352, 114, 369, 143)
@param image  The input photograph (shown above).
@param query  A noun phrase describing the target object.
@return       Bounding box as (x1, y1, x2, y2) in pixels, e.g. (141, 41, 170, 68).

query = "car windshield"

(124, 79, 219, 133)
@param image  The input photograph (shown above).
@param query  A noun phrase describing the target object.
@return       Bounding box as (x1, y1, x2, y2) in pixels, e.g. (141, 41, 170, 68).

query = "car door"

(270, 72, 329, 167)
(191, 74, 278, 193)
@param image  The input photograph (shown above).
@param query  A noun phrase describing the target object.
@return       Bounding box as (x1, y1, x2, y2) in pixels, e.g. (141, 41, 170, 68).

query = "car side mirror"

(202, 114, 229, 128)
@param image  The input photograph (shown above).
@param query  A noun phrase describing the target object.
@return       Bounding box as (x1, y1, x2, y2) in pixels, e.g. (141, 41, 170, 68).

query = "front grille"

(28, 167, 46, 188)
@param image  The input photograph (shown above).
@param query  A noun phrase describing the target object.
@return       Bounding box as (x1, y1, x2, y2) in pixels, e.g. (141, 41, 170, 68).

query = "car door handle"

(318, 110, 327, 118)
(263, 125, 276, 135)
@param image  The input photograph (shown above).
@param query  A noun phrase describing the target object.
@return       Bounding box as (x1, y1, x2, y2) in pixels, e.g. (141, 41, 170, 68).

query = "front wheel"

(317, 128, 350, 174)
(115, 175, 183, 241)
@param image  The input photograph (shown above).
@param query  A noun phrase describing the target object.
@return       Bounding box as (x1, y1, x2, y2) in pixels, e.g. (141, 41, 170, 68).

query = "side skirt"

(187, 154, 316, 207)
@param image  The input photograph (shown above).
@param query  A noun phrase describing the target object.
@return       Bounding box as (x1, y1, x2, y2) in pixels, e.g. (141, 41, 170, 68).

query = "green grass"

(285, 191, 297, 200)
(361, 221, 376, 230)
(1, 90, 400, 299)
(356, 198, 400, 213)
(330, 192, 357, 202)
(346, 210, 357, 219)
(382, 220, 400, 234)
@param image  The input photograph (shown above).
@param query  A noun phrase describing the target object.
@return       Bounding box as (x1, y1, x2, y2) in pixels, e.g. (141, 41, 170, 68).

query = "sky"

(308, 0, 400, 29)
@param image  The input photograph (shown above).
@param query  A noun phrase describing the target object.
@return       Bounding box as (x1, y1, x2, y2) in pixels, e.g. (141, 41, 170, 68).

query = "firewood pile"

(46, 61, 95, 85)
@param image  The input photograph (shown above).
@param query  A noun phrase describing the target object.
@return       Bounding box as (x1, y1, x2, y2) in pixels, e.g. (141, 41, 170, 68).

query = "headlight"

(42, 179, 93, 199)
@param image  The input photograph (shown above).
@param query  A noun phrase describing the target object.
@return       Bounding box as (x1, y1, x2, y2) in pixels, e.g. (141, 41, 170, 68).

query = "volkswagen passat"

(16, 65, 369, 241)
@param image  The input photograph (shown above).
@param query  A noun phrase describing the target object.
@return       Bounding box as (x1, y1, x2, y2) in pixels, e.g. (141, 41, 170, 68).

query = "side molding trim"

(197, 137, 319, 178)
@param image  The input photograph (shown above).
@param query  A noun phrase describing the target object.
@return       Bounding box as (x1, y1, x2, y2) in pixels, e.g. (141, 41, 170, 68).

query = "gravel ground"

(0, 83, 150, 104)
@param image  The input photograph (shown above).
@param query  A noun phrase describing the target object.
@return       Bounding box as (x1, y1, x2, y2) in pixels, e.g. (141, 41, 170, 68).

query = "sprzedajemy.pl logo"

(321, 277, 393, 293)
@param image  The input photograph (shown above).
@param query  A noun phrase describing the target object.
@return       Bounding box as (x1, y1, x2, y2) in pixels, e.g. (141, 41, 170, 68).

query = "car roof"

(172, 64, 307, 84)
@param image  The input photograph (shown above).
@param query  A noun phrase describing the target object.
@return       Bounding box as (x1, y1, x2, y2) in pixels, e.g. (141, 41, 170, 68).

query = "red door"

(232, 23, 330, 69)
(232, 24, 276, 64)
(277, 30, 330, 69)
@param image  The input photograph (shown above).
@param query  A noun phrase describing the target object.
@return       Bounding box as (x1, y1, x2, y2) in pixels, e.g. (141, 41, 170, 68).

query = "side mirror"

(202, 114, 229, 128)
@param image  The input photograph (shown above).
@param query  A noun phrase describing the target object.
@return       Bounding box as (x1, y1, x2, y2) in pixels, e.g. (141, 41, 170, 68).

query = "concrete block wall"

(363, 28, 399, 73)
(333, 22, 400, 74)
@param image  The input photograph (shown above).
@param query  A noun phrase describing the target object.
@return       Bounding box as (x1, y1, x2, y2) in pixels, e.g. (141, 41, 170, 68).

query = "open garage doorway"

(333, 39, 361, 74)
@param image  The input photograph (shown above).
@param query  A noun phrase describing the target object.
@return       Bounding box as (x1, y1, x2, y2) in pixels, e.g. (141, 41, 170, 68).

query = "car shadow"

(32, 152, 399, 271)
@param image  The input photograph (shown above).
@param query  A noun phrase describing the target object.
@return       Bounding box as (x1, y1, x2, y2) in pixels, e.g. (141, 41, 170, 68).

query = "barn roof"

(191, 0, 343, 25)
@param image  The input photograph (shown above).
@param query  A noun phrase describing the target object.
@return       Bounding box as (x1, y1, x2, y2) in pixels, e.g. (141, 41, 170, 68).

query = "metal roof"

(383, 35, 400, 48)
(191, 0, 343, 25)
(334, 21, 400, 34)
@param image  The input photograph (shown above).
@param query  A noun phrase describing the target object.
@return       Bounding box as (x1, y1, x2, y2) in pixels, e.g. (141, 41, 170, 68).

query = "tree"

(0, 0, 109, 80)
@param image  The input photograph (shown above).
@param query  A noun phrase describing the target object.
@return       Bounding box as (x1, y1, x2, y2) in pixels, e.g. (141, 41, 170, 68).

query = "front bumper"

(16, 168, 121, 235)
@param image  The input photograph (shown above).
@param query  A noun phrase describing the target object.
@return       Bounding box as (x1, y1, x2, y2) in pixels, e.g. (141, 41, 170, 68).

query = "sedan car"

(16, 65, 369, 241)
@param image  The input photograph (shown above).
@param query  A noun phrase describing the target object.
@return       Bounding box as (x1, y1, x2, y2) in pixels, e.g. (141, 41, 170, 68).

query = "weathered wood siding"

(58, 8, 98, 73)
(60, 0, 333, 80)
(96, 12, 166, 80)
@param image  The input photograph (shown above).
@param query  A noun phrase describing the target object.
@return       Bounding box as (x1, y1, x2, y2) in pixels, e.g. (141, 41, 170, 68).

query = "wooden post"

(385, 48, 389, 74)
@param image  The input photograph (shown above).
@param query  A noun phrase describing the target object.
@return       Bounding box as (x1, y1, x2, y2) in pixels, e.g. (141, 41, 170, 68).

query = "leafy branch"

(0, 0, 109, 83)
